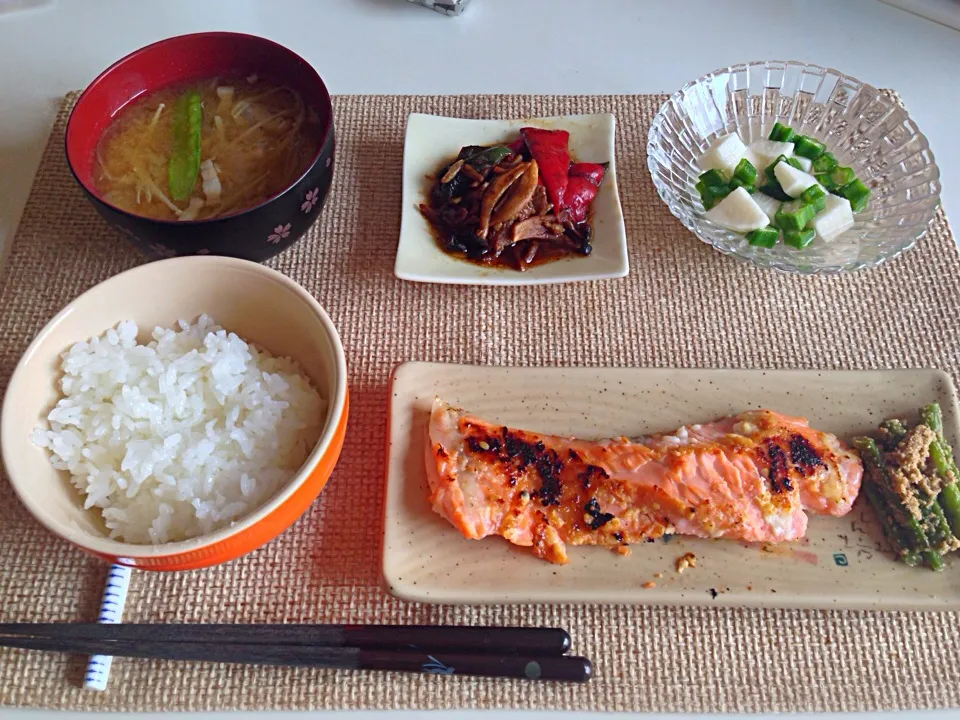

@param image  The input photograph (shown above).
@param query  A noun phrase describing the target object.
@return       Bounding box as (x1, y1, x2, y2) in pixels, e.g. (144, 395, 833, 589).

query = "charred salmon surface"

(426, 398, 863, 564)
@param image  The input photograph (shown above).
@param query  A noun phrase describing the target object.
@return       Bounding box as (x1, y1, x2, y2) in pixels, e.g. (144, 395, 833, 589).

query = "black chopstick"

(0, 623, 570, 656)
(0, 635, 591, 682)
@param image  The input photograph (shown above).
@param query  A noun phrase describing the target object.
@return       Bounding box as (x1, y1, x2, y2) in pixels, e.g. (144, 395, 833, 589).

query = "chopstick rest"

(82, 564, 131, 692)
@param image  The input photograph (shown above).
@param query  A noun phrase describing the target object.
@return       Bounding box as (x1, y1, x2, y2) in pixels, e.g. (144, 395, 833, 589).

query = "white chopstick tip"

(82, 563, 132, 692)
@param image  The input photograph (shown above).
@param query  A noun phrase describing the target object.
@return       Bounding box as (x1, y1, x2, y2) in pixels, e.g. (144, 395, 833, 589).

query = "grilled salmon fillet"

(426, 399, 863, 564)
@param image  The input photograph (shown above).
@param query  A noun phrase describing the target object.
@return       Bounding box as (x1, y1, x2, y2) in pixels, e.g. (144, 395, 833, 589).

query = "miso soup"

(94, 75, 322, 221)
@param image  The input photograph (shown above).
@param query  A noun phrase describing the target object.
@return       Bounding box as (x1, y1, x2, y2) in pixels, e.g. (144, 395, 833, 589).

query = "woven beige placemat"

(1, 92, 959, 713)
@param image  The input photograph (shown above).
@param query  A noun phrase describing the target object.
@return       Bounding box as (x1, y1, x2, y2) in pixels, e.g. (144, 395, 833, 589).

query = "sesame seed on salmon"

(425, 398, 863, 564)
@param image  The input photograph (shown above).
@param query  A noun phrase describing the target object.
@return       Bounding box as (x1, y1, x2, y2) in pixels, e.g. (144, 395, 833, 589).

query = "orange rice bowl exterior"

(1, 256, 348, 571)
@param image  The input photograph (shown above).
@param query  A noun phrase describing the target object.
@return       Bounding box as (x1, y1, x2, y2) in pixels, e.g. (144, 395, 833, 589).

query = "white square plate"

(395, 113, 628, 286)
(382, 362, 960, 609)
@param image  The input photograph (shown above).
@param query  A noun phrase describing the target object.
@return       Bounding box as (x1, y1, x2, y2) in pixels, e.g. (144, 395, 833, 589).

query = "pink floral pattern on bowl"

(267, 223, 292, 244)
(301, 188, 320, 213)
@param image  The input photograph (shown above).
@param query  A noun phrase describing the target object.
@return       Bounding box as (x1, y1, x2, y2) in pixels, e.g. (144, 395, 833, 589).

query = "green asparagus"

(940, 484, 960, 538)
(857, 405, 960, 570)
(853, 437, 931, 556)
(862, 479, 917, 562)
(920, 402, 960, 536)
(920, 403, 945, 436)
(878, 418, 908, 451)
(881, 418, 908, 438)
(922, 498, 953, 563)
(925, 548, 945, 571)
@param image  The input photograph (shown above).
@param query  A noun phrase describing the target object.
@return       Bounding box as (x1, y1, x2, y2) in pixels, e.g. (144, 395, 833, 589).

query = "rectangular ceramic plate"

(395, 113, 628, 286)
(383, 362, 960, 610)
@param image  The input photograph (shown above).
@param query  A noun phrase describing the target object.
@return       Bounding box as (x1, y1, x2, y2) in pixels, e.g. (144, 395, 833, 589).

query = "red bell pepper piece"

(565, 178, 598, 224)
(569, 162, 606, 185)
(519, 127, 570, 211)
(565, 162, 607, 223)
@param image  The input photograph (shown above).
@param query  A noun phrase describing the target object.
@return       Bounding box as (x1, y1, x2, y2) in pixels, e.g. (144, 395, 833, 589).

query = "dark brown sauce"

(419, 139, 596, 272)
(425, 225, 586, 271)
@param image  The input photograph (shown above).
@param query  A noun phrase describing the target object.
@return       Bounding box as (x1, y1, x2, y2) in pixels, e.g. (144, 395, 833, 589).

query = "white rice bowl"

(30, 314, 326, 544)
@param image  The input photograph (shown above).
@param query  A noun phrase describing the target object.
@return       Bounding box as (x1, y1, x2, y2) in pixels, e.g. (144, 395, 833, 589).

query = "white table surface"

(1, 0, 959, 717)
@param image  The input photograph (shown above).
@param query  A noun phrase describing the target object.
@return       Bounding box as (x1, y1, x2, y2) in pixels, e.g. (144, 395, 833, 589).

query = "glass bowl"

(647, 61, 941, 274)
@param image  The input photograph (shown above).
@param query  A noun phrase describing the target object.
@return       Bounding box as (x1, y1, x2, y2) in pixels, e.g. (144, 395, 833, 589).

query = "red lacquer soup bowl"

(66, 32, 335, 263)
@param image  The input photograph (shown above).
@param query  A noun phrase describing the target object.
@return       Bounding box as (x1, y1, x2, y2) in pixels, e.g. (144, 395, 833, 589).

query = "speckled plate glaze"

(383, 363, 960, 609)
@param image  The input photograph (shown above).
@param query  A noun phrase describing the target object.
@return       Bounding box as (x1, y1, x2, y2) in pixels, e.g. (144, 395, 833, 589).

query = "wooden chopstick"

(0, 634, 592, 682)
(0, 623, 570, 655)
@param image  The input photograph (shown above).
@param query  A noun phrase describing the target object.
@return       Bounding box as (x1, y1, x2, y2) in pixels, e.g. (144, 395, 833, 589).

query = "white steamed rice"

(31, 314, 326, 544)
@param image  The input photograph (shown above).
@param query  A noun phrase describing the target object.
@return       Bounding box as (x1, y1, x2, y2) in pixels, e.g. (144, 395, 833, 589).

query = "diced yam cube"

(749, 140, 795, 171)
(699, 133, 748, 174)
(813, 194, 855, 242)
(752, 192, 781, 223)
(793, 156, 813, 172)
(774, 163, 820, 198)
(705, 186, 769, 233)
